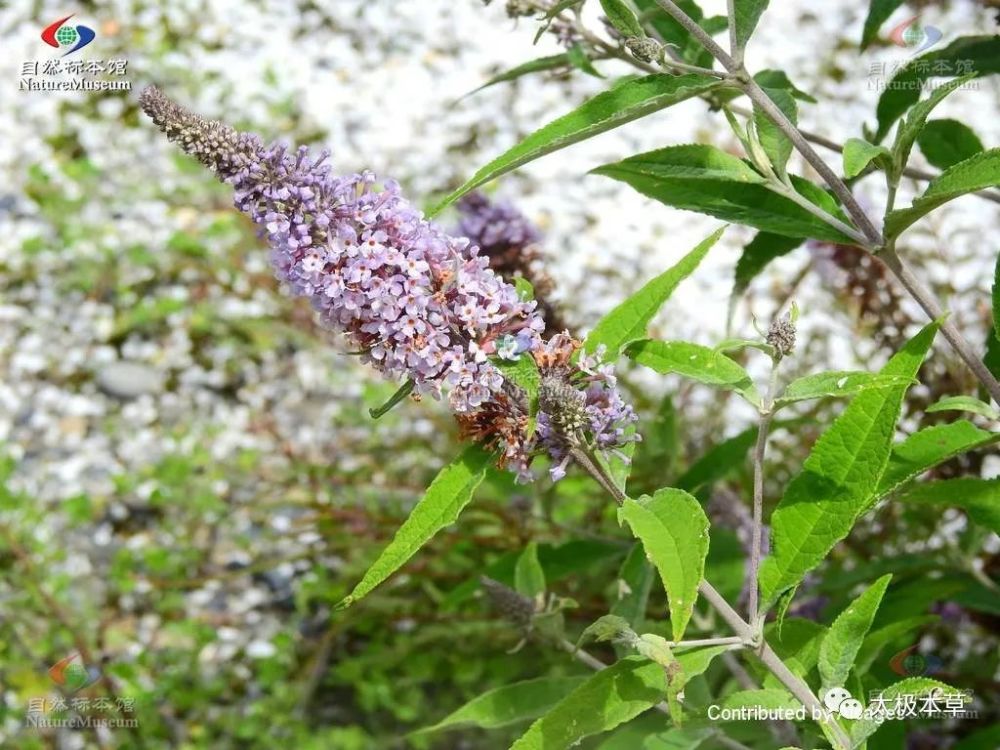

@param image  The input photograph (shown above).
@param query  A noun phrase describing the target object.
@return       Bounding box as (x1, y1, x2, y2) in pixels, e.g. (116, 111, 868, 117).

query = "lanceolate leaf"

(885, 149, 1000, 238)
(892, 74, 977, 179)
(733, 232, 803, 296)
(774, 370, 913, 408)
(896, 478, 1000, 535)
(618, 488, 710, 641)
(415, 676, 588, 735)
(874, 420, 1000, 503)
(509, 656, 667, 749)
(732, 0, 770, 52)
(600, 0, 645, 39)
(860, 0, 905, 49)
(753, 86, 797, 175)
(593, 145, 858, 243)
(625, 339, 759, 405)
(460, 54, 573, 100)
(432, 74, 722, 214)
(925, 395, 1000, 420)
(758, 320, 940, 609)
(917, 119, 985, 170)
(515, 541, 547, 599)
(337, 445, 492, 608)
(818, 574, 892, 691)
(875, 36, 1000, 142)
(584, 226, 724, 358)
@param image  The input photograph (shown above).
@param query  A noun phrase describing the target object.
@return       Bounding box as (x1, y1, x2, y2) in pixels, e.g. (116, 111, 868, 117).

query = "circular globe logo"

(54, 25, 79, 46)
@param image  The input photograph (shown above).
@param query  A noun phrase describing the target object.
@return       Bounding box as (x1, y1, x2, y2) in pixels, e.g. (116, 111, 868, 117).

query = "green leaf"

(432, 74, 722, 214)
(460, 54, 573, 100)
(885, 149, 1000, 238)
(593, 144, 858, 244)
(892, 74, 977, 179)
(753, 69, 817, 103)
(515, 275, 536, 302)
(732, 0, 770, 52)
(849, 678, 963, 746)
(874, 420, 1000, 502)
(758, 320, 940, 608)
(567, 43, 605, 79)
(509, 656, 667, 750)
(818, 574, 892, 691)
(580, 615, 636, 647)
(925, 395, 1000, 420)
(917, 119, 985, 170)
(584, 226, 724, 358)
(618, 488, 710, 641)
(415, 676, 588, 735)
(515, 541, 547, 599)
(774, 370, 914, 408)
(875, 36, 1000, 142)
(754, 86, 797, 175)
(675, 426, 757, 492)
(368, 379, 414, 418)
(600, 0, 645, 38)
(625, 339, 759, 405)
(854, 614, 938, 674)
(612, 543, 656, 628)
(842, 138, 890, 179)
(336, 445, 492, 608)
(860, 0, 905, 49)
(896, 478, 1000, 535)
(733, 232, 803, 296)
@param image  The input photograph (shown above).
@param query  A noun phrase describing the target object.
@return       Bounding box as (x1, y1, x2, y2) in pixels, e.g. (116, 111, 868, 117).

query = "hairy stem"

(748, 363, 778, 627)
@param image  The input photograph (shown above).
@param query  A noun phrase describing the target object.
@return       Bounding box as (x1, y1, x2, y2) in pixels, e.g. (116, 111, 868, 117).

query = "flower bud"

(767, 314, 797, 357)
(480, 577, 535, 626)
(625, 37, 663, 63)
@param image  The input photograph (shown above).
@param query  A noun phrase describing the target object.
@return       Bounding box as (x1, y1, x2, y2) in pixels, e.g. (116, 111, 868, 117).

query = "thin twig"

(747, 363, 778, 626)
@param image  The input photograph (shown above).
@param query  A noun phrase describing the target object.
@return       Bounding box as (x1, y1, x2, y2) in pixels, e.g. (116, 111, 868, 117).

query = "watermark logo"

(41, 14, 96, 57)
(823, 687, 864, 719)
(888, 15, 942, 55)
(48, 653, 101, 693)
(889, 645, 943, 677)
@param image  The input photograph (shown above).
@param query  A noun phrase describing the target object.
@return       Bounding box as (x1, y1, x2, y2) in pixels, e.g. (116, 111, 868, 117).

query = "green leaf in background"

(926, 395, 1000, 420)
(896, 478, 1000, 535)
(534, 0, 586, 43)
(731, 0, 770, 53)
(460, 53, 573, 100)
(600, 0, 645, 38)
(515, 541, 547, 599)
(774, 370, 914, 408)
(593, 145, 858, 244)
(854, 614, 938, 674)
(917, 119, 985, 171)
(850, 678, 964, 746)
(625, 339, 759, 405)
(583, 226, 724, 358)
(818, 573, 892, 691)
(514, 275, 536, 301)
(675, 426, 757, 492)
(567, 43, 606, 78)
(875, 36, 1000, 142)
(753, 86, 797, 176)
(874, 420, 1000, 502)
(618, 488, 710, 641)
(891, 74, 976, 179)
(415, 676, 588, 735)
(336, 444, 492, 609)
(732, 232, 803, 297)
(753, 69, 817, 103)
(368, 378, 414, 419)
(860, 0, 905, 49)
(633, 0, 716, 68)
(432, 74, 722, 214)
(612, 543, 656, 628)
(509, 656, 667, 750)
(759, 320, 939, 609)
(885, 149, 1000, 238)
(842, 137, 890, 179)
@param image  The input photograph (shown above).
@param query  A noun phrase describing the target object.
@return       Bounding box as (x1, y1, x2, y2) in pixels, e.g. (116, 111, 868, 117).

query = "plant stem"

(727, 0, 742, 66)
(768, 178, 871, 247)
(747, 363, 778, 627)
(879, 247, 1000, 405)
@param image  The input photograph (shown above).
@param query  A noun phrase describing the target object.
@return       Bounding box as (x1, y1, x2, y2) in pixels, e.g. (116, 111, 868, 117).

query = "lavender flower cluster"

(139, 86, 636, 482)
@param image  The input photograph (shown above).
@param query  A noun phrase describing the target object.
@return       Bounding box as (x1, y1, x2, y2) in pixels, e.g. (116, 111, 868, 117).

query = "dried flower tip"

(480, 576, 535, 626)
(625, 37, 663, 63)
(767, 314, 797, 357)
(538, 376, 588, 438)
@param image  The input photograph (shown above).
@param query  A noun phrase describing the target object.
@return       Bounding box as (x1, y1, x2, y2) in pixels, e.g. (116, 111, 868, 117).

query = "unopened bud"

(625, 37, 662, 63)
(539, 376, 588, 437)
(766, 314, 796, 357)
(480, 577, 535, 626)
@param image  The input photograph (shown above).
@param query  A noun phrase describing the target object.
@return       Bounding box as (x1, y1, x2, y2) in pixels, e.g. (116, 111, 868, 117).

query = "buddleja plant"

(142, 1, 1000, 747)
